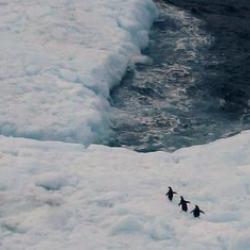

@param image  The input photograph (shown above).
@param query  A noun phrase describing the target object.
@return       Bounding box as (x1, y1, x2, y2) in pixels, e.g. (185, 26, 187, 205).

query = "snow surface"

(1, 0, 250, 249)
(0, 0, 157, 145)
(0, 132, 250, 250)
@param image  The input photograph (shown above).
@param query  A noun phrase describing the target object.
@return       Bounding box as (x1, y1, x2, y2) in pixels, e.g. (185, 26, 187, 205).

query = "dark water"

(168, 0, 250, 113)
(107, 0, 250, 152)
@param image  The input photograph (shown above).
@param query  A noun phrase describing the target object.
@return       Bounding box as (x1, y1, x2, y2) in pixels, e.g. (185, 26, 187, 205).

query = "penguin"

(165, 186, 177, 201)
(178, 196, 190, 212)
(190, 205, 205, 218)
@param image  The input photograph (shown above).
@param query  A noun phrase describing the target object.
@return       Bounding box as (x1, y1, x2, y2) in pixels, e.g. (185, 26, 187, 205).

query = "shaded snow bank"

(0, 132, 250, 249)
(0, 0, 157, 145)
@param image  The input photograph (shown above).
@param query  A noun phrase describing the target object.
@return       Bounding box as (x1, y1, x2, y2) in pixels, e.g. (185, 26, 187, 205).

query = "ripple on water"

(108, 1, 248, 152)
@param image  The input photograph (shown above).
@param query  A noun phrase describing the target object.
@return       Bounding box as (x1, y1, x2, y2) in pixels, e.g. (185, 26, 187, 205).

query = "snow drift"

(0, 132, 250, 249)
(0, 0, 157, 145)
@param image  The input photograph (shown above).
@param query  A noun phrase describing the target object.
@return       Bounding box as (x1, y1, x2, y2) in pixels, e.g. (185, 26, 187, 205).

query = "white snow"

(0, 132, 250, 249)
(0, 0, 157, 145)
(1, 0, 250, 249)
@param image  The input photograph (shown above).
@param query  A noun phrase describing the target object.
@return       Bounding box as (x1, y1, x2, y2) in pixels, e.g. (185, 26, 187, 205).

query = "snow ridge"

(0, 0, 157, 145)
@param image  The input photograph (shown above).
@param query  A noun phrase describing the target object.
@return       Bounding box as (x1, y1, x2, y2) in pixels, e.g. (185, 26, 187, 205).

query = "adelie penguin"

(165, 186, 177, 201)
(190, 205, 205, 218)
(178, 196, 190, 212)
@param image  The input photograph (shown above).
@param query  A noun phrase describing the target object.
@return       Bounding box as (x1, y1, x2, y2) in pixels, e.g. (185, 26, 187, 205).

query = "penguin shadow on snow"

(165, 186, 205, 218)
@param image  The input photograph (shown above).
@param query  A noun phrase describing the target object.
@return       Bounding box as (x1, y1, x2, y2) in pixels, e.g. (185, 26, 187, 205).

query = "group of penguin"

(166, 187, 205, 218)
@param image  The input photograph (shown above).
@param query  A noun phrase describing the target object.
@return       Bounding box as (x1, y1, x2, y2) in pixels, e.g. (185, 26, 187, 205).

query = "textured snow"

(0, 0, 157, 145)
(1, 0, 250, 249)
(0, 132, 250, 250)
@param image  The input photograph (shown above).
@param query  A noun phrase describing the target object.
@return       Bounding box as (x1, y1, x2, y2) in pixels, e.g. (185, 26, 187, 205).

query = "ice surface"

(1, 1, 250, 249)
(0, 0, 157, 145)
(0, 132, 250, 249)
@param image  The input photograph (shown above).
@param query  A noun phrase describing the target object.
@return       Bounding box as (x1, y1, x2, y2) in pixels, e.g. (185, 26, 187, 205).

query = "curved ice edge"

(0, 0, 158, 146)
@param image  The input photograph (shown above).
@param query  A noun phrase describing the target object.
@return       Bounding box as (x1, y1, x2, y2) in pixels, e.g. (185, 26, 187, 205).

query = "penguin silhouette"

(165, 186, 177, 201)
(190, 205, 205, 218)
(178, 196, 190, 212)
